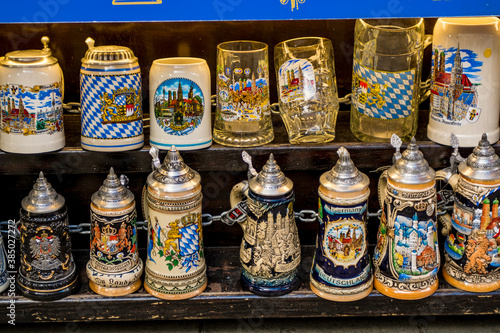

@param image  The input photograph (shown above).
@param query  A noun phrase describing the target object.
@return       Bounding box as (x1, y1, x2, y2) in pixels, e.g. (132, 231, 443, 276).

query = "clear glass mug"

(350, 18, 432, 142)
(214, 41, 274, 147)
(274, 37, 339, 144)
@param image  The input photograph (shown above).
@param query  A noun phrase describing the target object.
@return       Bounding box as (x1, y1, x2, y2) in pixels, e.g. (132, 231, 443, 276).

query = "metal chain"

(63, 102, 81, 114)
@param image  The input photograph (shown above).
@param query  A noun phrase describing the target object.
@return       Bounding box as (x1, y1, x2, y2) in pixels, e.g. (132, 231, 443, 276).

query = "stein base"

(241, 274, 300, 297)
(0, 132, 65, 154)
(427, 124, 500, 148)
(443, 268, 500, 293)
(213, 128, 274, 148)
(89, 279, 142, 297)
(0, 279, 9, 293)
(310, 281, 373, 302)
(16, 274, 78, 302)
(81, 135, 144, 152)
(144, 279, 207, 300)
(374, 277, 438, 300)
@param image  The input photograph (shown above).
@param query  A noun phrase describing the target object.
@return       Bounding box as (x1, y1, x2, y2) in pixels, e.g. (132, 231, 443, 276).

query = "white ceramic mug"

(149, 58, 212, 150)
(428, 17, 500, 147)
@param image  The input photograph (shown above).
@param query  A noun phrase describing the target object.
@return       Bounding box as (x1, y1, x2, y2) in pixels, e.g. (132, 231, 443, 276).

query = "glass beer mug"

(350, 19, 432, 142)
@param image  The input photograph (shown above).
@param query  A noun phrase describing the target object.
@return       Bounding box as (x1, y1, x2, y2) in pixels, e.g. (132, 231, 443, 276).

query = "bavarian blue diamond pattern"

(81, 73, 142, 139)
(179, 223, 200, 257)
(352, 60, 415, 120)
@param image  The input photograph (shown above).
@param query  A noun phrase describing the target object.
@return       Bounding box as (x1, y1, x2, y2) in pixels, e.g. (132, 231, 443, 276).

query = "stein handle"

(377, 169, 389, 210)
(60, 67, 65, 102)
(435, 170, 458, 236)
(141, 184, 149, 224)
(419, 34, 433, 104)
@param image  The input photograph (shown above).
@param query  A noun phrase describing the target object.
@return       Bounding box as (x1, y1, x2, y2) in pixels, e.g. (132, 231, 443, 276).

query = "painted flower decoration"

(97, 251, 103, 258)
(117, 252, 124, 259)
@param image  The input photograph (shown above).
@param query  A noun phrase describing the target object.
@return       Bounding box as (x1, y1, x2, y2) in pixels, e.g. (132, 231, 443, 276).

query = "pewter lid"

(320, 147, 370, 193)
(458, 133, 500, 181)
(246, 153, 293, 197)
(1, 36, 58, 68)
(21, 172, 65, 214)
(146, 146, 201, 193)
(81, 37, 138, 66)
(91, 168, 134, 209)
(388, 135, 435, 184)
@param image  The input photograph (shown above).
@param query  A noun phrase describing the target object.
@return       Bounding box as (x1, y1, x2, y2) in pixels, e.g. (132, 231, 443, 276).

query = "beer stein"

(0, 236, 8, 293)
(374, 135, 439, 300)
(274, 37, 339, 144)
(80, 37, 143, 151)
(17, 172, 78, 301)
(229, 152, 301, 296)
(350, 19, 432, 142)
(438, 133, 500, 292)
(149, 57, 212, 150)
(310, 147, 372, 301)
(214, 41, 274, 147)
(0, 36, 65, 153)
(428, 17, 500, 147)
(143, 146, 207, 299)
(86, 168, 143, 296)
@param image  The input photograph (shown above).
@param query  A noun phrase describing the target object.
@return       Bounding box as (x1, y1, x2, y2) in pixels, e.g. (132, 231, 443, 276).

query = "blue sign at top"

(1, 0, 498, 23)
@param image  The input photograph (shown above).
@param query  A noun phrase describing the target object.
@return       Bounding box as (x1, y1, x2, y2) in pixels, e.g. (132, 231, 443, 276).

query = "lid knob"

(41, 36, 50, 52)
(388, 136, 435, 184)
(247, 153, 293, 197)
(320, 147, 369, 193)
(458, 133, 500, 181)
(22, 171, 65, 213)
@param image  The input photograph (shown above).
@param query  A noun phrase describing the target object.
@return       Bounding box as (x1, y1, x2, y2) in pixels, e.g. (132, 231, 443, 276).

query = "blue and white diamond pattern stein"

(86, 168, 143, 296)
(374, 135, 439, 300)
(229, 152, 301, 296)
(310, 147, 373, 301)
(143, 146, 207, 300)
(0, 36, 65, 153)
(17, 172, 78, 301)
(80, 37, 143, 151)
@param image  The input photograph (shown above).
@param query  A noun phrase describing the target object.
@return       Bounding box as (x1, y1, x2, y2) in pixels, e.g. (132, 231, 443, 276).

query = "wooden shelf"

(1, 246, 498, 323)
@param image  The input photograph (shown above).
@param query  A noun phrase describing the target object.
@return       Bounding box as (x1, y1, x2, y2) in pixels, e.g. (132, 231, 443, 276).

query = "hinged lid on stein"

(458, 133, 500, 181)
(248, 154, 293, 197)
(82, 37, 138, 66)
(388, 136, 435, 184)
(92, 167, 134, 209)
(21, 172, 65, 214)
(320, 147, 369, 193)
(147, 146, 201, 194)
(0, 36, 58, 67)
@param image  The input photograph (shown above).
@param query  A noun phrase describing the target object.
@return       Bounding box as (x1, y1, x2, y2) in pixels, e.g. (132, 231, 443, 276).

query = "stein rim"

(152, 57, 207, 66)
(437, 16, 500, 26)
(274, 36, 332, 50)
(359, 18, 424, 32)
(217, 40, 268, 53)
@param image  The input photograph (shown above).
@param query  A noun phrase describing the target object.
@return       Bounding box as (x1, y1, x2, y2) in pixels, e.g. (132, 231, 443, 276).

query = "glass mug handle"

(419, 34, 434, 103)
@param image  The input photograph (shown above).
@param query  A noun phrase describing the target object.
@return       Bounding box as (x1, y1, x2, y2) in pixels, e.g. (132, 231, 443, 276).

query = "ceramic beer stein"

(86, 168, 143, 296)
(374, 136, 439, 300)
(0, 236, 8, 293)
(438, 134, 500, 292)
(17, 172, 78, 301)
(80, 37, 143, 151)
(229, 152, 301, 296)
(149, 58, 212, 150)
(143, 146, 207, 299)
(310, 147, 373, 301)
(428, 17, 500, 147)
(0, 36, 65, 153)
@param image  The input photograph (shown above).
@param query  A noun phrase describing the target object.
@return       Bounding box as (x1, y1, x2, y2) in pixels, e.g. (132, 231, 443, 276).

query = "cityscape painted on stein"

(0, 83, 63, 135)
(153, 78, 204, 136)
(430, 45, 483, 125)
(447, 192, 500, 272)
(278, 59, 316, 103)
(217, 66, 268, 122)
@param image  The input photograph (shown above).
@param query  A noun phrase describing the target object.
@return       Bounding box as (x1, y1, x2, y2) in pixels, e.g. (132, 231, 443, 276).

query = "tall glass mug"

(274, 37, 339, 144)
(214, 41, 274, 147)
(350, 19, 432, 142)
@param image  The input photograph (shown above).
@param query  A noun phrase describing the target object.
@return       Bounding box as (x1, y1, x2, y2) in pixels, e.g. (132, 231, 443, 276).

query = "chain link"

(63, 102, 81, 114)
(294, 210, 319, 223)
